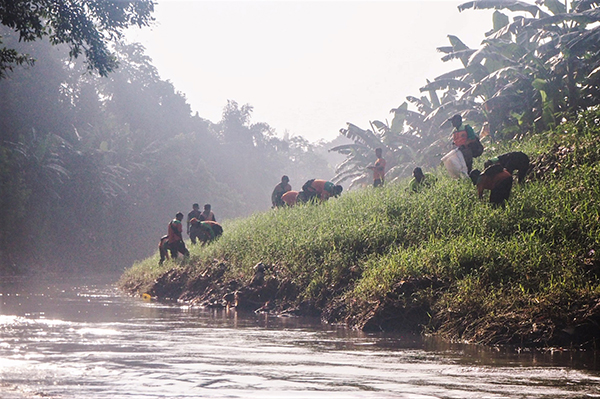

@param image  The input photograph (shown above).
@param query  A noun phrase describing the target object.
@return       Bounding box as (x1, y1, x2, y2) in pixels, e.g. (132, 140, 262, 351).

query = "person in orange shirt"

(167, 212, 189, 259)
(281, 190, 299, 207)
(367, 148, 386, 187)
(470, 164, 513, 207)
(299, 179, 343, 203)
(449, 114, 483, 174)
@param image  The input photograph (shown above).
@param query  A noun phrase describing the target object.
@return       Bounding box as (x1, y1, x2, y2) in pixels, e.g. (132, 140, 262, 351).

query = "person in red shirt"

(167, 212, 189, 259)
(470, 164, 513, 207)
(367, 148, 386, 187)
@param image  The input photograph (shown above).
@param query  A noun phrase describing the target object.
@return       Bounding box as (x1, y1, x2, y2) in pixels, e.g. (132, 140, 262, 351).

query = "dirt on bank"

(120, 260, 600, 350)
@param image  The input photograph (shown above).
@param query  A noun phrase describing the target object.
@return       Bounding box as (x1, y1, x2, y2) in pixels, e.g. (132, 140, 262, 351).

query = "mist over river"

(1, 274, 599, 398)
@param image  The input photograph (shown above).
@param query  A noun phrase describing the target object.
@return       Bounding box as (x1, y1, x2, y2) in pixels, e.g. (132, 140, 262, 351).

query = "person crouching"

(195, 220, 223, 245)
(484, 151, 530, 184)
(158, 235, 169, 265)
(470, 164, 513, 207)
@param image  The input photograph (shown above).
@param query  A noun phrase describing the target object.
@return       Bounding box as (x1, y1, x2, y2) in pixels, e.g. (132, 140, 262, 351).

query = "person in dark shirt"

(484, 151, 530, 184)
(187, 203, 202, 244)
(271, 175, 292, 208)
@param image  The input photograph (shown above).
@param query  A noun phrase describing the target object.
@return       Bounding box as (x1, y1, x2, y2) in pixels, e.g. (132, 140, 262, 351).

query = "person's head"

(175, 212, 184, 221)
(449, 114, 462, 128)
(413, 167, 424, 182)
(204, 204, 211, 211)
(281, 175, 289, 184)
(375, 148, 383, 158)
(332, 185, 343, 197)
(483, 160, 493, 169)
(192, 203, 199, 210)
(469, 169, 481, 186)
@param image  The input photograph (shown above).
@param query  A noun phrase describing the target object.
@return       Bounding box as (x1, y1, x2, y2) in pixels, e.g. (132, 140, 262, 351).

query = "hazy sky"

(126, 1, 494, 142)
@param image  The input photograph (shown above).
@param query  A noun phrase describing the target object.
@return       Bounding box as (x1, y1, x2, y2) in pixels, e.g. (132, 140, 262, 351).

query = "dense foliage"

(0, 0, 155, 77)
(332, 0, 600, 188)
(0, 31, 333, 272)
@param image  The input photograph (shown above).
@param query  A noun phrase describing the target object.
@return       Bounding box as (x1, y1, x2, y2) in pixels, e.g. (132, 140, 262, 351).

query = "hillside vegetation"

(119, 110, 600, 348)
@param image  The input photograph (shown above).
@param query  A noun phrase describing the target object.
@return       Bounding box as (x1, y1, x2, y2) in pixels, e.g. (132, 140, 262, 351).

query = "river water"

(1, 275, 600, 398)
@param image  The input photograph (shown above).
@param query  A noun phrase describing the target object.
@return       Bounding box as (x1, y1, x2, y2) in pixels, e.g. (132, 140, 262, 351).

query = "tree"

(0, 0, 154, 77)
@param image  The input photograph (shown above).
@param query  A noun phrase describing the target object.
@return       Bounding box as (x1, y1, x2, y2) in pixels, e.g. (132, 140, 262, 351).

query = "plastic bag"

(441, 149, 469, 179)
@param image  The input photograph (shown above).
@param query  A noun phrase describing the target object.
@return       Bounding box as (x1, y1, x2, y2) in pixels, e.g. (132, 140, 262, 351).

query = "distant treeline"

(0, 28, 334, 273)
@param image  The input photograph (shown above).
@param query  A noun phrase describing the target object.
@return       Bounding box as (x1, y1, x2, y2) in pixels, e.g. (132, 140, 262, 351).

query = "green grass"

(119, 110, 600, 345)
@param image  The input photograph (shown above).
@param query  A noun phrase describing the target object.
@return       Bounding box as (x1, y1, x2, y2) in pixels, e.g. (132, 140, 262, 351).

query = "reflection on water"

(1, 275, 600, 398)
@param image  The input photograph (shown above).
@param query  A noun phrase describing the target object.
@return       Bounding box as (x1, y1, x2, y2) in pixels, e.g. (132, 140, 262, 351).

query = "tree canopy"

(0, 0, 155, 77)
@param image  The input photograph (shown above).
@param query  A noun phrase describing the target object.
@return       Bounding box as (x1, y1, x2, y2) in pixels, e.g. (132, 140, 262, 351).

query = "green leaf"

(458, 0, 543, 17)
(492, 11, 510, 31)
(532, 78, 547, 91)
(544, 0, 566, 15)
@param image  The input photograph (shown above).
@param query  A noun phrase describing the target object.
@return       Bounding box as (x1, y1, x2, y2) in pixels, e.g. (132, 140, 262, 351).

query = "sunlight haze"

(127, 1, 494, 142)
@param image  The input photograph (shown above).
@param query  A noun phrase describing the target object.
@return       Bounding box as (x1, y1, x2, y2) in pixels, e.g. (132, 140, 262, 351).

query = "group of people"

(158, 203, 223, 264)
(422, 113, 530, 206)
(271, 176, 344, 208)
(160, 114, 529, 264)
(272, 114, 529, 210)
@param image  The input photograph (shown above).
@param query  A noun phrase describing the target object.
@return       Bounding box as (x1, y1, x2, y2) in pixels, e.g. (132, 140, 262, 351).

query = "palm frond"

(458, 0, 545, 17)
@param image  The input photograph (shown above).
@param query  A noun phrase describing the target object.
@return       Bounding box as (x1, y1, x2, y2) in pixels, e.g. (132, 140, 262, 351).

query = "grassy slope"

(119, 110, 600, 348)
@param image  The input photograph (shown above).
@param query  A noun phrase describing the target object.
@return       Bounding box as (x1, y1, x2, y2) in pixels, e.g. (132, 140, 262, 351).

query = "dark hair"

(413, 167, 423, 175)
(449, 114, 462, 127)
(176, 212, 184, 219)
(193, 203, 199, 208)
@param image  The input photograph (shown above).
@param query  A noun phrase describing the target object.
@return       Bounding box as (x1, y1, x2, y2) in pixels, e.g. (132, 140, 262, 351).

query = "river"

(1, 274, 599, 398)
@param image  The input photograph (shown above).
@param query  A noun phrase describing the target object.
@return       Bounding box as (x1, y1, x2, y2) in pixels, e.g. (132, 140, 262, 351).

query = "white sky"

(126, 1, 494, 142)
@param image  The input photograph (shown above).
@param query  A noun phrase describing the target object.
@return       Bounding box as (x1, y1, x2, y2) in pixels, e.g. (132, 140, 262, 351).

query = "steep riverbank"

(119, 111, 600, 349)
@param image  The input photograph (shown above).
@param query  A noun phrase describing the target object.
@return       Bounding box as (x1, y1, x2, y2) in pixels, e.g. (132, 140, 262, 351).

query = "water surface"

(1, 275, 599, 398)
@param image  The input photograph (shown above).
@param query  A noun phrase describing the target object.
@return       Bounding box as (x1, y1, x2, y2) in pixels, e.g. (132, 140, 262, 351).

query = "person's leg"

(169, 243, 178, 260)
(179, 241, 190, 257)
(159, 241, 167, 264)
(460, 146, 473, 173)
(516, 157, 530, 184)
